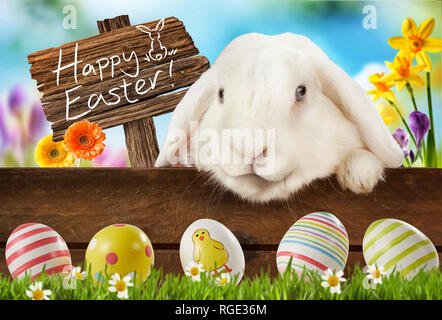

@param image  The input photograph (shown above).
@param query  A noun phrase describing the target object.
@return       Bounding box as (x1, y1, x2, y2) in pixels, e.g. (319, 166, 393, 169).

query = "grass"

(0, 265, 440, 300)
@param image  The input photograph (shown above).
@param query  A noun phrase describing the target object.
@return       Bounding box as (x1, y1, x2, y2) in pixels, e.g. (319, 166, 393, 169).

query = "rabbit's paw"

(337, 149, 384, 193)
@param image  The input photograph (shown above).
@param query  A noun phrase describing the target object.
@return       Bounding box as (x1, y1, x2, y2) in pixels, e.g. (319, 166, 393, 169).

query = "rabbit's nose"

(232, 142, 267, 163)
(251, 148, 269, 172)
(251, 147, 268, 165)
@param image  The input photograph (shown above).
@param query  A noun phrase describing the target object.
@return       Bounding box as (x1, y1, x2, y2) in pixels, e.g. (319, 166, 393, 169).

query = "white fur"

(155, 33, 403, 202)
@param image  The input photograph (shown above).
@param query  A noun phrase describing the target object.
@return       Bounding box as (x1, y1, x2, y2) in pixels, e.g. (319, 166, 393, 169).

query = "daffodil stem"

(405, 82, 418, 112)
(426, 73, 434, 129)
(426, 72, 437, 167)
(387, 100, 417, 147)
(404, 82, 426, 163)
(77, 158, 82, 168)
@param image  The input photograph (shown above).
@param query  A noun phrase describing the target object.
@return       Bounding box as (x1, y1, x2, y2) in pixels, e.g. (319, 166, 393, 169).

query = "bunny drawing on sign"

(136, 18, 167, 62)
(155, 33, 403, 203)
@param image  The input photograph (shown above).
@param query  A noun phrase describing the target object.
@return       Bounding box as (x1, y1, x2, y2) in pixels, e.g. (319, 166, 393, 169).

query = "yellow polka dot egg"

(85, 224, 154, 283)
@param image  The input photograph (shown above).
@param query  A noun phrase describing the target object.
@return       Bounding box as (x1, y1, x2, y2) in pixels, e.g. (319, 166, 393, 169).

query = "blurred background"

(0, 0, 440, 167)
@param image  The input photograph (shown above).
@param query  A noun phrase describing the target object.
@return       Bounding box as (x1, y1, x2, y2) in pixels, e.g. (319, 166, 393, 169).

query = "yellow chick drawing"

(192, 229, 232, 273)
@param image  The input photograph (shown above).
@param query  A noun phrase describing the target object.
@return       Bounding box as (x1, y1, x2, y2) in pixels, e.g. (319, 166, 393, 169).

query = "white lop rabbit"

(155, 33, 403, 202)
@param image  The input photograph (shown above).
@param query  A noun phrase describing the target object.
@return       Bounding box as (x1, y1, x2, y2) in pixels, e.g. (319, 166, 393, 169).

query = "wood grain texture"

(28, 17, 198, 97)
(0, 168, 440, 247)
(95, 15, 159, 169)
(44, 55, 209, 124)
(97, 15, 131, 33)
(124, 117, 160, 168)
(51, 89, 186, 141)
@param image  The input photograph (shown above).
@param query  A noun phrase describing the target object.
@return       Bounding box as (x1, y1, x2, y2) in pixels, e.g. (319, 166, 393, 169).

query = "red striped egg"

(277, 212, 349, 276)
(5, 223, 72, 280)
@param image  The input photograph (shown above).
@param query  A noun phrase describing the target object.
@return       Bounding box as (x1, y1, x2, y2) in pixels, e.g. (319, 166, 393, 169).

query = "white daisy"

(108, 273, 134, 299)
(215, 272, 231, 286)
(70, 266, 87, 280)
(321, 269, 346, 294)
(26, 282, 52, 300)
(184, 262, 205, 282)
(365, 264, 386, 285)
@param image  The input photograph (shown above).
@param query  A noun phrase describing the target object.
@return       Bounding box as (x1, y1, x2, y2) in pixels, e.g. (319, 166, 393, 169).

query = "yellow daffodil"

(366, 72, 397, 103)
(382, 53, 425, 91)
(388, 17, 442, 72)
(35, 135, 75, 167)
(376, 103, 399, 125)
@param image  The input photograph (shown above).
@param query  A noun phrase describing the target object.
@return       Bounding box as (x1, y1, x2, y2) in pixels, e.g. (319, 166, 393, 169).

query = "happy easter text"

(51, 28, 177, 121)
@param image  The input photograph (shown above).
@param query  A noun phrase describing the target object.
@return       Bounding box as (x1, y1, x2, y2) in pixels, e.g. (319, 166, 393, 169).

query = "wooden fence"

(0, 167, 440, 278)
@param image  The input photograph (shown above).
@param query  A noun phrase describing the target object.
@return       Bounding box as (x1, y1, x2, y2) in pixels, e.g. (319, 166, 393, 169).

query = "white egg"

(179, 219, 245, 285)
(363, 218, 439, 280)
(5, 223, 72, 280)
(277, 212, 349, 276)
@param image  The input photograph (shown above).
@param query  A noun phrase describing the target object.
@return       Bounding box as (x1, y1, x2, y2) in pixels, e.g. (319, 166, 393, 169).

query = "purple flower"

(409, 111, 430, 149)
(392, 128, 410, 158)
(8, 85, 27, 114)
(29, 102, 47, 140)
(92, 148, 128, 167)
(0, 102, 10, 150)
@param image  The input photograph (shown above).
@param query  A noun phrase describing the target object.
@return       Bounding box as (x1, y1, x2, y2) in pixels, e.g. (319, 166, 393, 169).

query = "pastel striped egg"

(363, 219, 439, 280)
(5, 223, 72, 280)
(277, 212, 349, 275)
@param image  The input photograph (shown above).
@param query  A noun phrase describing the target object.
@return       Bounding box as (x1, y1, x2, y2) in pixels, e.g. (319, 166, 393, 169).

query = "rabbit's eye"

(295, 85, 307, 101)
(218, 88, 224, 104)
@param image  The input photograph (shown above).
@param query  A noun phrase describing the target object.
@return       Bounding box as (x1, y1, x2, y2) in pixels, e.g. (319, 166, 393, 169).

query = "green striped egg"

(363, 219, 439, 280)
(277, 212, 349, 275)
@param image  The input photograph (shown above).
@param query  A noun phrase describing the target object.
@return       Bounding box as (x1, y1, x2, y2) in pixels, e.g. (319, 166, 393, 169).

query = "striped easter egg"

(5, 223, 72, 280)
(277, 212, 349, 275)
(363, 219, 439, 280)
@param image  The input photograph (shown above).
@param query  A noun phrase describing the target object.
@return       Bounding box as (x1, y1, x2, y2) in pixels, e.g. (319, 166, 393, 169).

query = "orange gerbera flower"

(64, 120, 106, 161)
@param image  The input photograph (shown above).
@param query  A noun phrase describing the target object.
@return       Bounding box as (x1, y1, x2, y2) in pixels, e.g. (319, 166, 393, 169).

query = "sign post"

(28, 15, 209, 167)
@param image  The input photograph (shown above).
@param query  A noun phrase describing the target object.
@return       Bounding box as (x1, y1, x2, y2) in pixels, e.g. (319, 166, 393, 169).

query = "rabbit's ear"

(155, 68, 217, 167)
(155, 18, 165, 32)
(136, 25, 152, 35)
(290, 35, 403, 167)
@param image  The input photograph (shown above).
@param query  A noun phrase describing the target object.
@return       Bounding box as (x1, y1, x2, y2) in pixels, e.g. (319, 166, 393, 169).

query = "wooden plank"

(42, 55, 209, 124)
(95, 15, 158, 169)
(0, 168, 440, 248)
(51, 89, 185, 141)
(97, 15, 131, 34)
(1, 249, 439, 279)
(124, 117, 160, 168)
(28, 17, 198, 97)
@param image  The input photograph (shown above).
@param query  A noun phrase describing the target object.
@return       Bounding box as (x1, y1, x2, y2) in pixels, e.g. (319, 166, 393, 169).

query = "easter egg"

(85, 224, 154, 283)
(277, 212, 349, 276)
(363, 219, 439, 279)
(180, 219, 245, 285)
(5, 223, 72, 280)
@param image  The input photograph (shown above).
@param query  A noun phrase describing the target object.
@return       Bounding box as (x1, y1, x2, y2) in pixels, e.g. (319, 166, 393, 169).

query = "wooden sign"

(28, 15, 210, 167)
